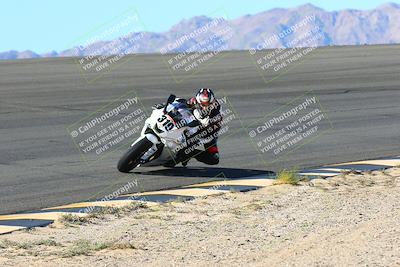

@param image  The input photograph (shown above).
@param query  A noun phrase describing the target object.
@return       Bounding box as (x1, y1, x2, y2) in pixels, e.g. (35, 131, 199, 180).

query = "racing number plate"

(157, 114, 175, 132)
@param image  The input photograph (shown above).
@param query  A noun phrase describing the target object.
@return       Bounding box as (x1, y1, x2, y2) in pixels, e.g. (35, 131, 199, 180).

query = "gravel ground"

(1, 168, 399, 267)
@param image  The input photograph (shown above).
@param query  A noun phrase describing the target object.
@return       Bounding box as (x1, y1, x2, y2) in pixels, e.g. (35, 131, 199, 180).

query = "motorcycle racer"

(183, 88, 222, 166)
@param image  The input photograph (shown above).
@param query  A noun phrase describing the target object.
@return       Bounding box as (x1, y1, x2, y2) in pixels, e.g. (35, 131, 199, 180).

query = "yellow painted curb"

(0, 225, 26, 235)
(43, 199, 157, 211)
(185, 179, 275, 188)
(314, 168, 352, 172)
(298, 172, 338, 177)
(333, 159, 400, 167)
(0, 212, 86, 221)
(126, 188, 227, 197)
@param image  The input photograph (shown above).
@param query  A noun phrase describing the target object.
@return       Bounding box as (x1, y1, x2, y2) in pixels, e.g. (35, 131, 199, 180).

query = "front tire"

(117, 137, 153, 173)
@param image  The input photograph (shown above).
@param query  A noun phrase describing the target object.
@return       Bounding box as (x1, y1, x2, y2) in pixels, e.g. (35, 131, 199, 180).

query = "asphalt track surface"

(0, 45, 399, 214)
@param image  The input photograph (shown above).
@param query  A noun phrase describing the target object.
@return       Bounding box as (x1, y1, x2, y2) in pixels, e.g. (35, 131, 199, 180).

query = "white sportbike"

(117, 95, 207, 173)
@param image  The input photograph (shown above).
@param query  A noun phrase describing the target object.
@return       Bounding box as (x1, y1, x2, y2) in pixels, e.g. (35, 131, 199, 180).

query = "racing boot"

(163, 160, 177, 168)
(181, 158, 190, 167)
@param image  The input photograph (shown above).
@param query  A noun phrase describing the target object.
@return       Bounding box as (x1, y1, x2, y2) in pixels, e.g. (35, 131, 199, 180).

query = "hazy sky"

(1, 0, 398, 53)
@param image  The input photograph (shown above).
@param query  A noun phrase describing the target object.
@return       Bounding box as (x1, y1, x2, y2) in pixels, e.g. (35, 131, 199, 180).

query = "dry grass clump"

(61, 239, 137, 257)
(273, 169, 301, 185)
(59, 202, 149, 226)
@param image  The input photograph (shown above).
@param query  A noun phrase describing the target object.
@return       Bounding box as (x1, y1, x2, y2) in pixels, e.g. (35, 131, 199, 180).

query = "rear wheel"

(117, 138, 153, 173)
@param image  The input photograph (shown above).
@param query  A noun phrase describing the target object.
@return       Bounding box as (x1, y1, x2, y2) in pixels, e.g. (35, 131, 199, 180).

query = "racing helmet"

(195, 88, 215, 108)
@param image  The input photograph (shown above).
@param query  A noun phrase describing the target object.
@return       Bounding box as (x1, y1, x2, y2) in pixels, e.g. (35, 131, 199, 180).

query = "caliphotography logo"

(246, 91, 334, 165)
(67, 90, 148, 164)
(160, 7, 234, 83)
(248, 14, 324, 84)
(69, 7, 147, 83)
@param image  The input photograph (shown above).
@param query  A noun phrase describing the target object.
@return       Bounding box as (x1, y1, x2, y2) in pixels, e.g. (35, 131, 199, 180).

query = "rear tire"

(117, 138, 154, 173)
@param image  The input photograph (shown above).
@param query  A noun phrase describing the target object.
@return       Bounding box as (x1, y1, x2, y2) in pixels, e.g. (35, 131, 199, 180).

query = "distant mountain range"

(1, 3, 400, 60)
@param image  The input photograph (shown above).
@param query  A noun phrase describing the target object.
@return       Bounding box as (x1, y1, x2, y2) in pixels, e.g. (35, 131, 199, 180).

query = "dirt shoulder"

(1, 168, 400, 267)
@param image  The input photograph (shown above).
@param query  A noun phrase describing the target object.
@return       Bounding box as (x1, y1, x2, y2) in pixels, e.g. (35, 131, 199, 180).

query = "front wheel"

(117, 137, 153, 173)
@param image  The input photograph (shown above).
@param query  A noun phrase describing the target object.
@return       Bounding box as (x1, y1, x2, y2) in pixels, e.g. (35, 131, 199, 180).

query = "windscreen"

(166, 101, 195, 126)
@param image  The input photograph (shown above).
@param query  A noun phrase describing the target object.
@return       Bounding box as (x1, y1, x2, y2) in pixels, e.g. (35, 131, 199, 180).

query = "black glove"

(152, 103, 165, 110)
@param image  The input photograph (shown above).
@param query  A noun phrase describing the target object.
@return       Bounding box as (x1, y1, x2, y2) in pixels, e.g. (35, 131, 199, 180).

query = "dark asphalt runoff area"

(0, 45, 399, 214)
